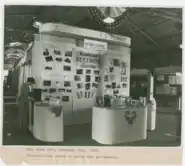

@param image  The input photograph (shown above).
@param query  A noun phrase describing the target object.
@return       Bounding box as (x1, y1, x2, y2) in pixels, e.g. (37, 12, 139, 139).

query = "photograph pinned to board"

(67, 89, 72, 93)
(65, 51, 72, 57)
(45, 56, 53, 62)
(77, 83, 83, 89)
(92, 82, 98, 88)
(95, 76, 101, 82)
(62, 96, 69, 102)
(43, 80, 51, 86)
(49, 88, 57, 93)
(112, 82, 116, 89)
(113, 58, 120, 67)
(86, 69, 91, 74)
(94, 70, 100, 75)
(55, 57, 62, 62)
(121, 61, 127, 75)
(64, 58, 71, 63)
(122, 83, 127, 88)
(45, 66, 52, 70)
(74, 75, 81, 81)
(77, 69, 83, 74)
(54, 49, 61, 55)
(63, 65, 71, 71)
(106, 84, 111, 88)
(104, 75, 109, 81)
(64, 81, 71, 87)
(43, 48, 49, 56)
(110, 67, 114, 73)
(85, 83, 91, 90)
(85, 75, 91, 82)
(58, 88, 65, 92)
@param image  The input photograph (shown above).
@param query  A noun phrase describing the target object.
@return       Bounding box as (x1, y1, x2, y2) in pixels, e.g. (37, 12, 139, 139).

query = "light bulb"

(103, 17, 115, 23)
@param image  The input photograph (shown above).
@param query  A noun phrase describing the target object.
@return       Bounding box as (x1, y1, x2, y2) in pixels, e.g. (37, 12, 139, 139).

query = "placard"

(84, 39, 107, 52)
(76, 51, 100, 69)
(169, 75, 176, 84)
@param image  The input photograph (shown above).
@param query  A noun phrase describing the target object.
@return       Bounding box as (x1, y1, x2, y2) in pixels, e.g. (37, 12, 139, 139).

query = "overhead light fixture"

(33, 21, 42, 28)
(88, 7, 131, 29)
(103, 17, 115, 23)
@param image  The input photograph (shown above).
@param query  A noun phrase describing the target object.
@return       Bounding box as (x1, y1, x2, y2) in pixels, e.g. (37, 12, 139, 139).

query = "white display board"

(28, 25, 131, 125)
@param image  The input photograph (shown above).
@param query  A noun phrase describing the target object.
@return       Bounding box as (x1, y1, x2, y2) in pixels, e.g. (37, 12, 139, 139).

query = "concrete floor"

(3, 104, 181, 146)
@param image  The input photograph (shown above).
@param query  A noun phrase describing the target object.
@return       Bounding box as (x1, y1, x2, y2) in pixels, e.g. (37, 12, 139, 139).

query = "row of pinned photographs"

(76, 68, 100, 75)
(42, 76, 100, 88)
(74, 75, 101, 82)
(44, 57, 71, 63)
(43, 80, 72, 87)
(43, 48, 72, 63)
(76, 82, 98, 90)
(104, 75, 128, 82)
(77, 91, 96, 99)
(42, 88, 72, 93)
(43, 48, 72, 57)
(104, 82, 127, 89)
(43, 95, 70, 102)
(44, 65, 72, 71)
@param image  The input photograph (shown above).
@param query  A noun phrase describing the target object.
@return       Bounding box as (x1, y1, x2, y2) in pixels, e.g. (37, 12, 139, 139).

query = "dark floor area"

(3, 104, 181, 146)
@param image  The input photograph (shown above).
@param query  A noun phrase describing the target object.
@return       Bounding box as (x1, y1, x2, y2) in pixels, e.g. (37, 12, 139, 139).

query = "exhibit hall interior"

(3, 6, 182, 146)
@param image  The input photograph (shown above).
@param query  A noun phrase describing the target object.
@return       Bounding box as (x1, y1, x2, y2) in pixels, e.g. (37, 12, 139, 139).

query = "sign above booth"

(39, 23, 131, 47)
(84, 39, 107, 52)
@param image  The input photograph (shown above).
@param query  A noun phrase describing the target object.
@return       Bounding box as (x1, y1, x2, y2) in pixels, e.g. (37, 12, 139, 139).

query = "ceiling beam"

(149, 8, 182, 22)
(151, 13, 182, 22)
(127, 17, 164, 51)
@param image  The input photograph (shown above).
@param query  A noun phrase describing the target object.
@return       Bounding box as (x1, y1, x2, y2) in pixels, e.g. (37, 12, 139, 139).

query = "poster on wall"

(76, 51, 100, 69)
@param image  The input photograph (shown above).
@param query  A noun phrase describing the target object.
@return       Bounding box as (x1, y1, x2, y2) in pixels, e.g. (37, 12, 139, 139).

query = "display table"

(29, 101, 64, 142)
(147, 98, 156, 131)
(92, 106, 147, 145)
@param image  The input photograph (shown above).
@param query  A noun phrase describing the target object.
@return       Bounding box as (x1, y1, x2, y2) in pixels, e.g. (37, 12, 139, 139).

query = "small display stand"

(29, 101, 64, 142)
(147, 98, 157, 131)
(92, 105, 147, 145)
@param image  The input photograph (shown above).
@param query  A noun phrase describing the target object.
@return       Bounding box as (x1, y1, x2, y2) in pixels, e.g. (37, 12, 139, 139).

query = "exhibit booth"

(15, 23, 148, 144)
(154, 66, 182, 111)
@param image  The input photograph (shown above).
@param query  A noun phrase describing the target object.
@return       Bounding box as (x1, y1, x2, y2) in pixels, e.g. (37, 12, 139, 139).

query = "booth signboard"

(84, 39, 107, 52)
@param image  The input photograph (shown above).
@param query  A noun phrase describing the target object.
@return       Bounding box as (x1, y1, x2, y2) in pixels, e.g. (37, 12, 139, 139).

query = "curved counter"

(92, 106, 147, 145)
(29, 102, 64, 142)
